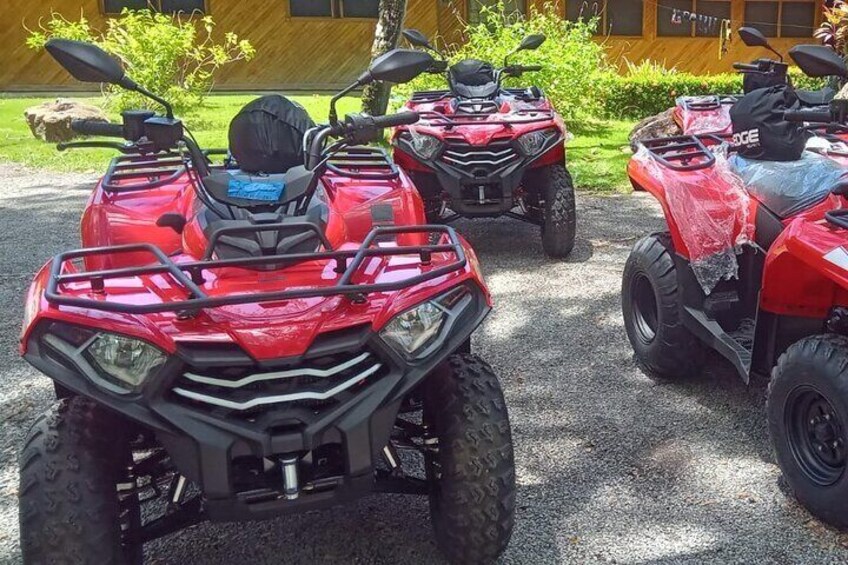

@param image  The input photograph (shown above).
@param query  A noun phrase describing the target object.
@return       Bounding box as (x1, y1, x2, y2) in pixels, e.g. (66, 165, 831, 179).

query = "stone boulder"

(24, 99, 109, 143)
(628, 108, 682, 151)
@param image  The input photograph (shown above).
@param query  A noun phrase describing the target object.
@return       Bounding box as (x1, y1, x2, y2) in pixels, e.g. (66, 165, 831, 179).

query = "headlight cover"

(407, 130, 443, 160)
(517, 128, 558, 156)
(380, 286, 473, 358)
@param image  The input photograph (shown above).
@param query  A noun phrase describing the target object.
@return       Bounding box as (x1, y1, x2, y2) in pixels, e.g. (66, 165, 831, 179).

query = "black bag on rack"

(730, 84, 806, 161)
(229, 95, 315, 174)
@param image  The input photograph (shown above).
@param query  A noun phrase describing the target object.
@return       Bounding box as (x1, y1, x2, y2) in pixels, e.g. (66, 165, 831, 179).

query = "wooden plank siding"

(0, 0, 827, 91)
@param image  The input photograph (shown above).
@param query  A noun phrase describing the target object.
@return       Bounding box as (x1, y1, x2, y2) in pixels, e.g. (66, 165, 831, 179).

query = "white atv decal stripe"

(824, 246, 848, 270)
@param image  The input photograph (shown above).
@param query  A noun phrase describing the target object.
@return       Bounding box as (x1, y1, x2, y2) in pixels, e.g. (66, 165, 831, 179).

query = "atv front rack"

(326, 146, 399, 180)
(679, 94, 740, 112)
(640, 134, 728, 171)
(416, 108, 555, 127)
(45, 225, 467, 314)
(102, 151, 187, 193)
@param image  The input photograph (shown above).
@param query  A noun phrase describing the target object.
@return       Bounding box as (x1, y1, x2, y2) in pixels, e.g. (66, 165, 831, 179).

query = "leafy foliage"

(394, 2, 609, 124)
(26, 9, 255, 113)
(816, 0, 848, 54)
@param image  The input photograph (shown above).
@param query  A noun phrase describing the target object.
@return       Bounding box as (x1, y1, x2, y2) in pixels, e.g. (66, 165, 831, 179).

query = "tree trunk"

(361, 0, 408, 116)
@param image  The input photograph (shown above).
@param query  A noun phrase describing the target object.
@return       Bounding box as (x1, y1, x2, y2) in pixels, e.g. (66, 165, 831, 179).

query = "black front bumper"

(23, 285, 489, 521)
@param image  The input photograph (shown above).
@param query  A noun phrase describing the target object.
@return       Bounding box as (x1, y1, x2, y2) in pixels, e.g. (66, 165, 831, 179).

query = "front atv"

(393, 29, 576, 259)
(18, 39, 516, 564)
(621, 43, 848, 530)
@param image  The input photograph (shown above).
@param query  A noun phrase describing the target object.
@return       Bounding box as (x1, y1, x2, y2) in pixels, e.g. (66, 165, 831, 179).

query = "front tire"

(19, 397, 141, 565)
(768, 335, 848, 529)
(536, 164, 576, 258)
(622, 233, 706, 378)
(423, 354, 515, 564)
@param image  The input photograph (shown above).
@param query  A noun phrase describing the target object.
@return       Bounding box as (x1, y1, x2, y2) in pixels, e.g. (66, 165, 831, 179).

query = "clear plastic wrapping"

(634, 144, 754, 294)
(729, 152, 846, 218)
(675, 96, 732, 135)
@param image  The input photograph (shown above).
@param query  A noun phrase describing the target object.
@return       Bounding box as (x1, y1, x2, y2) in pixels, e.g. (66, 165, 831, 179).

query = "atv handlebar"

(70, 119, 125, 138)
(502, 64, 542, 77)
(370, 111, 421, 129)
(732, 62, 761, 72)
(784, 109, 834, 123)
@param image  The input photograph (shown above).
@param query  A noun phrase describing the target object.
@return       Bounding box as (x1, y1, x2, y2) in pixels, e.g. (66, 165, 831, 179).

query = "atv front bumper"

(23, 286, 489, 521)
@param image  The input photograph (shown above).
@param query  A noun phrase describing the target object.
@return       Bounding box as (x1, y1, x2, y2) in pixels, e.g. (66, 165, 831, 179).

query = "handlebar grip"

(522, 65, 543, 72)
(733, 63, 760, 71)
(784, 110, 833, 123)
(371, 111, 420, 129)
(70, 120, 125, 138)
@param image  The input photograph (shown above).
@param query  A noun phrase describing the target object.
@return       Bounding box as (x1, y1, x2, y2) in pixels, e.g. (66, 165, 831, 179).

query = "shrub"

(393, 2, 610, 124)
(27, 9, 255, 113)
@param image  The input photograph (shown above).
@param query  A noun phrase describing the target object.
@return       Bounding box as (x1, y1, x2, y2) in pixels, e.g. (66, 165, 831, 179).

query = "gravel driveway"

(1, 162, 847, 564)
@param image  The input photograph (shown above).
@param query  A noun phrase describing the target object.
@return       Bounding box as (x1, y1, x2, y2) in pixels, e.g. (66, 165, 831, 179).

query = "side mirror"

(402, 28, 433, 50)
(45, 39, 135, 89)
(738, 27, 769, 48)
(518, 34, 546, 51)
(359, 49, 436, 85)
(789, 44, 848, 78)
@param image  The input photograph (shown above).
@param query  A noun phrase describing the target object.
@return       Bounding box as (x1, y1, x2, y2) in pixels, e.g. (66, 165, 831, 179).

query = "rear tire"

(19, 397, 141, 565)
(622, 232, 706, 379)
(536, 164, 576, 258)
(423, 354, 515, 564)
(768, 335, 848, 529)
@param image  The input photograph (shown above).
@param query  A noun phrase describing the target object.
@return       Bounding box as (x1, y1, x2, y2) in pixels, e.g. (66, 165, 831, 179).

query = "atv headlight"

(407, 131, 442, 160)
(380, 286, 473, 358)
(85, 333, 166, 389)
(517, 128, 557, 156)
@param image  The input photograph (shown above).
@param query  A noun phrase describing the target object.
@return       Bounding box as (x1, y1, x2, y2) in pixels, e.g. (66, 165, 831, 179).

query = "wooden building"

(0, 0, 826, 91)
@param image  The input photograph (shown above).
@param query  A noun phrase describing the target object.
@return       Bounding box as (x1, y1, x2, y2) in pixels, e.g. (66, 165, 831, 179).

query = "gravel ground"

(1, 162, 848, 564)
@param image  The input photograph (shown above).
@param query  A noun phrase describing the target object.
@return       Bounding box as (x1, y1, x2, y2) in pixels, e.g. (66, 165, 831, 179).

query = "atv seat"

(729, 152, 847, 218)
(796, 87, 836, 107)
(203, 166, 316, 209)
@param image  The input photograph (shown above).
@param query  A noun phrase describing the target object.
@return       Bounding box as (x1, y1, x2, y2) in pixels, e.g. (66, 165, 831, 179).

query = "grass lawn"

(0, 93, 633, 191)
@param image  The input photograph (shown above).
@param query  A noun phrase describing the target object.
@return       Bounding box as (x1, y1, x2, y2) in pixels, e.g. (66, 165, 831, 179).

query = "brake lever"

(56, 140, 137, 154)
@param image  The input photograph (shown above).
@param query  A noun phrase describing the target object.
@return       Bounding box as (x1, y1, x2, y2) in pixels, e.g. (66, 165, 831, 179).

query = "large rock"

(628, 108, 682, 151)
(24, 99, 109, 143)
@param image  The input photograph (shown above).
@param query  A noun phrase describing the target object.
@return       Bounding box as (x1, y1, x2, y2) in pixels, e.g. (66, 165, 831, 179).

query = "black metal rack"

(680, 95, 739, 112)
(640, 135, 721, 171)
(416, 107, 554, 127)
(102, 151, 187, 193)
(45, 225, 467, 314)
(326, 146, 399, 180)
(410, 89, 452, 103)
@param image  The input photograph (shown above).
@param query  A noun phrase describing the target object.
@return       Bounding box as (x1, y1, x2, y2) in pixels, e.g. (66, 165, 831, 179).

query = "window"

(103, 0, 205, 14)
(744, 1, 815, 38)
(468, 0, 526, 25)
(566, 0, 643, 36)
(290, 0, 379, 18)
(657, 0, 730, 37)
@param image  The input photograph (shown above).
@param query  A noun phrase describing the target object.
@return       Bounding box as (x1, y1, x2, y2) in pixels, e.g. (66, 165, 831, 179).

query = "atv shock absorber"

(280, 456, 300, 500)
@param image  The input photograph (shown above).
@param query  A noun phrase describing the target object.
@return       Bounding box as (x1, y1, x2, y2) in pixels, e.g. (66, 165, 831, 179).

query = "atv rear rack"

(679, 94, 740, 112)
(45, 225, 467, 314)
(416, 108, 555, 127)
(640, 134, 726, 171)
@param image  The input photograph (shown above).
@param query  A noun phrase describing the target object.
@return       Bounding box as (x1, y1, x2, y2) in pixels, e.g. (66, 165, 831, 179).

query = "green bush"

(26, 9, 255, 113)
(600, 62, 828, 120)
(394, 2, 610, 125)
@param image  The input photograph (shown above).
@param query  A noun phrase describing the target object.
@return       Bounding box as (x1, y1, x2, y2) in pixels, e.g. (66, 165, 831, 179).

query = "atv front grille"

(440, 140, 520, 175)
(171, 350, 385, 418)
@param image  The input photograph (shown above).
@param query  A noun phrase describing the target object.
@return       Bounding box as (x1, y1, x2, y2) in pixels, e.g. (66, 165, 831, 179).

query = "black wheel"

(768, 335, 848, 529)
(19, 397, 142, 565)
(534, 164, 576, 259)
(622, 232, 706, 378)
(422, 354, 515, 564)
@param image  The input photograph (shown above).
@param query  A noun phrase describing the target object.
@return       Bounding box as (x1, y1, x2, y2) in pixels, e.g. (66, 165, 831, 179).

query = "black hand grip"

(733, 62, 760, 71)
(521, 65, 542, 72)
(70, 120, 125, 138)
(784, 110, 833, 123)
(371, 111, 420, 129)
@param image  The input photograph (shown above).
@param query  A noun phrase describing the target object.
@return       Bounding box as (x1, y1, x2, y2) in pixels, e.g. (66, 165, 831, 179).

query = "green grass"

(567, 120, 633, 193)
(0, 94, 634, 191)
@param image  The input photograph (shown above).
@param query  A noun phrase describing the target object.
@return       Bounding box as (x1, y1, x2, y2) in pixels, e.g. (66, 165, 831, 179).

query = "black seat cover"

(229, 95, 315, 174)
(730, 152, 846, 218)
(449, 59, 498, 99)
(796, 87, 836, 107)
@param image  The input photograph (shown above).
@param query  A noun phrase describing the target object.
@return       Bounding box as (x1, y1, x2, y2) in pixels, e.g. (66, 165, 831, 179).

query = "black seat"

(796, 87, 835, 107)
(729, 152, 847, 218)
(204, 171, 291, 208)
(449, 59, 499, 99)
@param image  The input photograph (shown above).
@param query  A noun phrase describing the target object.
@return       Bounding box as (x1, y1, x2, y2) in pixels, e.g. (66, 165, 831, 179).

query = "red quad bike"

(390, 29, 576, 258)
(674, 26, 835, 136)
(18, 40, 517, 564)
(622, 44, 848, 528)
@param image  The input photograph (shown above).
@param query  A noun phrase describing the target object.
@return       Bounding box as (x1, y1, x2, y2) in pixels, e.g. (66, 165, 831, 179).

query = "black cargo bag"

(742, 62, 788, 94)
(228, 95, 315, 174)
(730, 84, 806, 161)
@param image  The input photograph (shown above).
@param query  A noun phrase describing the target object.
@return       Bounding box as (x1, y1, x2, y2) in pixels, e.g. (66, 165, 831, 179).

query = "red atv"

(390, 29, 576, 258)
(623, 44, 848, 528)
(18, 40, 516, 564)
(673, 27, 834, 136)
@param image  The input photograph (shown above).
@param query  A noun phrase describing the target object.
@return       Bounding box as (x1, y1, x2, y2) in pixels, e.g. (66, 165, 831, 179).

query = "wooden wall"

(0, 0, 827, 91)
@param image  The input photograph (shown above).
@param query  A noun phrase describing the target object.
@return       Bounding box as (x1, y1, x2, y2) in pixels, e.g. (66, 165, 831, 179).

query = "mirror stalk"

(330, 80, 363, 126)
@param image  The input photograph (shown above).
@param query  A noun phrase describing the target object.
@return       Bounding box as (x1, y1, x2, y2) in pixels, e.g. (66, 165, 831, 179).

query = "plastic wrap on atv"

(675, 95, 734, 135)
(634, 140, 753, 294)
